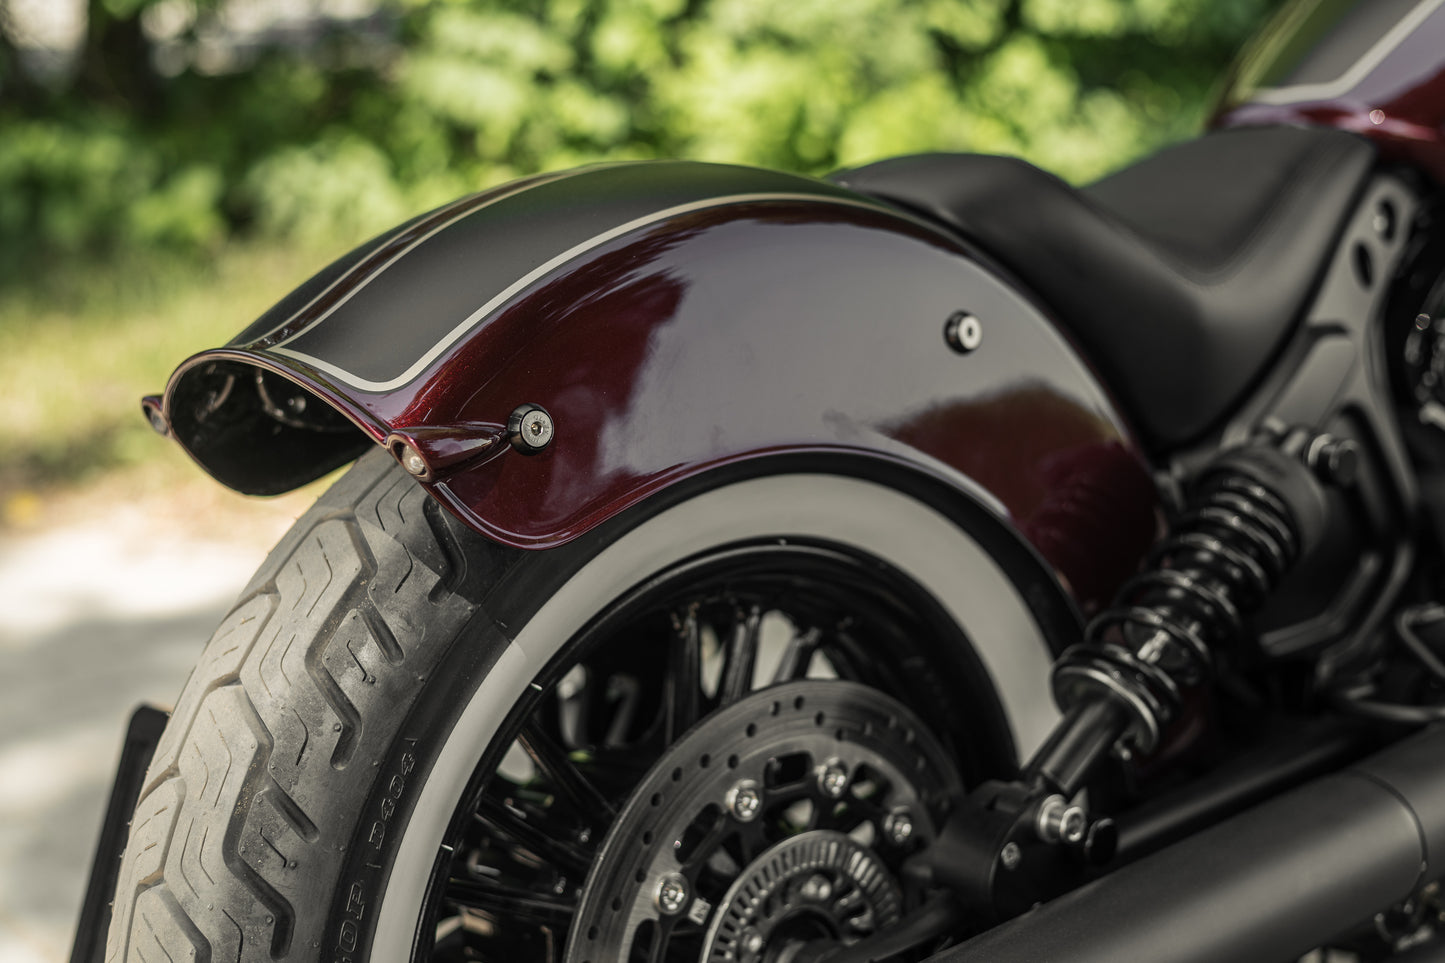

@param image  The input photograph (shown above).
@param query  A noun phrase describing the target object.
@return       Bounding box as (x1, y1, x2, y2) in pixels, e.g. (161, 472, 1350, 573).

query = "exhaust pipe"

(931, 725, 1445, 963)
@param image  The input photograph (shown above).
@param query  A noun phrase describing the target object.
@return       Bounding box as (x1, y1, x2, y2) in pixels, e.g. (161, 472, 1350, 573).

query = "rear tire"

(105, 450, 1059, 962)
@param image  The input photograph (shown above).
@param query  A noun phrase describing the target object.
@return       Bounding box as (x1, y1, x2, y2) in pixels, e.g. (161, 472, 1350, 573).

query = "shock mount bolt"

(817, 760, 849, 798)
(1306, 433, 1360, 487)
(656, 873, 689, 915)
(1036, 794, 1089, 846)
(727, 780, 763, 822)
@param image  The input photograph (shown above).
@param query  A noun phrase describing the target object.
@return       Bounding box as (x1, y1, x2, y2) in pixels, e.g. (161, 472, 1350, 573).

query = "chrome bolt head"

(656, 873, 689, 915)
(799, 873, 833, 902)
(1059, 807, 1088, 845)
(726, 780, 763, 822)
(883, 809, 914, 845)
(817, 760, 849, 799)
(399, 443, 428, 477)
(741, 929, 765, 955)
(1000, 841, 1023, 871)
(1036, 794, 1086, 845)
(944, 311, 983, 353)
(508, 403, 555, 453)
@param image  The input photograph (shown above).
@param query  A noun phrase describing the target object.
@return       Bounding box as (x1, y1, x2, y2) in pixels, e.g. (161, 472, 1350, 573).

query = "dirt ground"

(0, 472, 321, 962)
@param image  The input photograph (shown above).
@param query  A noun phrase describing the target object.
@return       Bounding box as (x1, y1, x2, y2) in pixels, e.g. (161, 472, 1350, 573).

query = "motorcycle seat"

(833, 125, 1375, 451)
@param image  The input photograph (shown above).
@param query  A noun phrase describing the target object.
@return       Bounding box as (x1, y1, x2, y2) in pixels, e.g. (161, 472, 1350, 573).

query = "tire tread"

(107, 451, 484, 962)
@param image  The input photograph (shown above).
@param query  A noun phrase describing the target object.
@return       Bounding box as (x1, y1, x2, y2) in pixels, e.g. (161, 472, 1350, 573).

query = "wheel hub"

(702, 829, 901, 962)
(562, 679, 964, 961)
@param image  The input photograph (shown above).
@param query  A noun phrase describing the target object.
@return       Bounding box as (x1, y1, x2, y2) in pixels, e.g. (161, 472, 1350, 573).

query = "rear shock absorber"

(1026, 427, 1346, 796)
(915, 428, 1358, 920)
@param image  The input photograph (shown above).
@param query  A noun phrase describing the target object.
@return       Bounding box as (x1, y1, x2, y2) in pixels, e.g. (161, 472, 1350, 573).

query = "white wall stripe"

(1250, 0, 1444, 106)
(271, 192, 896, 393)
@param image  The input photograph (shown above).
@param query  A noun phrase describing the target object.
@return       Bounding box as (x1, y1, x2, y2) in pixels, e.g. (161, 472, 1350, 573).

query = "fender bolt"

(509, 403, 555, 453)
(399, 442, 428, 477)
(1000, 842, 1023, 870)
(944, 312, 983, 353)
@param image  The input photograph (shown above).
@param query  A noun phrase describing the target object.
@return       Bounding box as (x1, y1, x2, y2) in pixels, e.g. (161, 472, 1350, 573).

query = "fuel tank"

(148, 161, 1157, 608)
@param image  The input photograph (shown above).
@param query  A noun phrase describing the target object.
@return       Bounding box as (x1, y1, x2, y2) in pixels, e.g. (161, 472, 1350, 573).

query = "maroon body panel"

(1216, 0, 1445, 182)
(155, 163, 1157, 608)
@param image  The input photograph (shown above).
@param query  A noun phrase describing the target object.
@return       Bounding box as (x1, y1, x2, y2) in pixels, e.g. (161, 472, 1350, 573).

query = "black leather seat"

(833, 126, 1375, 450)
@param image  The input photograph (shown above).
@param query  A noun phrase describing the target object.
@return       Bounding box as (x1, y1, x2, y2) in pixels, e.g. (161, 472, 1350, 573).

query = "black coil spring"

(1053, 462, 1302, 751)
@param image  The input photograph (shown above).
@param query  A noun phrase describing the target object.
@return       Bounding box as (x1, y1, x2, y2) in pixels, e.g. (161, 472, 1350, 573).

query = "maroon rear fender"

(147, 161, 1157, 608)
(1215, 0, 1445, 182)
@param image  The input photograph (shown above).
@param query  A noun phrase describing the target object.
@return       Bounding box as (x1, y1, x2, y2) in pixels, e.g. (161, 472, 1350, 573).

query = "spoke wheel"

(422, 541, 988, 962)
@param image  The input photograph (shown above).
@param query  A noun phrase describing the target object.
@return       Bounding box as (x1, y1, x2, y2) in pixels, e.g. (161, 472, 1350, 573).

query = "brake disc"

(563, 679, 965, 962)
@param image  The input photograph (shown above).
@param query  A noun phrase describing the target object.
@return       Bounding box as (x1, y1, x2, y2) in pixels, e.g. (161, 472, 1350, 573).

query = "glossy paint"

(156, 162, 1157, 608)
(1216, 0, 1445, 182)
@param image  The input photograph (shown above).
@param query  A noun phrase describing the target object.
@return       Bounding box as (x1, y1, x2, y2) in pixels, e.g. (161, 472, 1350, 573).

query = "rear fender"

(149, 161, 1157, 608)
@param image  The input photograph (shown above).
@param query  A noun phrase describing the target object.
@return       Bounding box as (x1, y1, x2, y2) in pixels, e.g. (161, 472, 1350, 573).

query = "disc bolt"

(1000, 841, 1023, 871)
(656, 873, 689, 915)
(726, 780, 763, 823)
(742, 929, 764, 955)
(799, 873, 833, 902)
(884, 809, 914, 845)
(817, 760, 849, 799)
(508, 403, 555, 453)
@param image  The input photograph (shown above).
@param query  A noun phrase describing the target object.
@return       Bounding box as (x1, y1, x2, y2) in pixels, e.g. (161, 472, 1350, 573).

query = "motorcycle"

(68, 1, 1445, 961)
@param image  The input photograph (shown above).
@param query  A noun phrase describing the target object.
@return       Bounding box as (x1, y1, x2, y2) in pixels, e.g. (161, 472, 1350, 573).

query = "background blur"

(0, 0, 1282, 959)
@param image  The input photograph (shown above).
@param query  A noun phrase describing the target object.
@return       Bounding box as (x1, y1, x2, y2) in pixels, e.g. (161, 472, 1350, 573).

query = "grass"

(0, 241, 351, 522)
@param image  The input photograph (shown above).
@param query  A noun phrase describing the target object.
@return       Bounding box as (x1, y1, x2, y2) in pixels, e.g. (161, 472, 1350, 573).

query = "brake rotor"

(563, 679, 965, 962)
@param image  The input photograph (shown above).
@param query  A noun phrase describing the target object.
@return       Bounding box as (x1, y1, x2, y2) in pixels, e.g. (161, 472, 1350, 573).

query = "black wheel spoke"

(667, 608, 704, 741)
(603, 673, 641, 747)
(445, 875, 576, 926)
(421, 544, 972, 962)
(519, 724, 617, 819)
(474, 798, 593, 876)
(556, 666, 591, 750)
(642, 919, 673, 963)
(773, 626, 822, 683)
(719, 605, 762, 705)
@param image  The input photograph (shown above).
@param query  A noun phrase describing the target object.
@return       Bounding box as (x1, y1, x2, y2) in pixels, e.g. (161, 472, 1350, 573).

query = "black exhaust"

(930, 725, 1445, 963)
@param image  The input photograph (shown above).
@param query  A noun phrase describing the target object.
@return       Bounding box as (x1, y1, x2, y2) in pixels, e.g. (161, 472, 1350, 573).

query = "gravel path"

(0, 490, 311, 962)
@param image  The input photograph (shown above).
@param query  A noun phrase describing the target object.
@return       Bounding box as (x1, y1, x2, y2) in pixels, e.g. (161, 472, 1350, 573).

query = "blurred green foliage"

(0, 0, 1282, 271)
(0, 0, 1285, 498)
